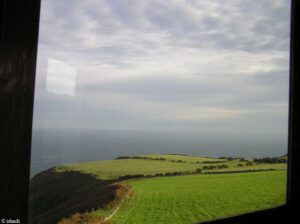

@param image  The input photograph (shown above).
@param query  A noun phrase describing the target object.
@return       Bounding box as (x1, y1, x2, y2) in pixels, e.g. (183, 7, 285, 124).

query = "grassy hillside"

(139, 154, 226, 162)
(29, 170, 130, 224)
(54, 154, 286, 180)
(111, 170, 287, 224)
(55, 159, 201, 180)
(30, 154, 287, 224)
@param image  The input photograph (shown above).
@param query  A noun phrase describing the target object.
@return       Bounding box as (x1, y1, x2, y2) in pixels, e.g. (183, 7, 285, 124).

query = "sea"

(30, 128, 288, 177)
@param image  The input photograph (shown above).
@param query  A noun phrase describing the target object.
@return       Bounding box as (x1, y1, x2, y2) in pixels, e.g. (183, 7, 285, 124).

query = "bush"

(238, 158, 247, 162)
(195, 168, 202, 173)
(58, 212, 108, 224)
(105, 184, 131, 210)
(118, 174, 144, 181)
(217, 165, 229, 169)
(203, 165, 217, 170)
(202, 161, 224, 164)
(253, 157, 287, 164)
(154, 173, 164, 177)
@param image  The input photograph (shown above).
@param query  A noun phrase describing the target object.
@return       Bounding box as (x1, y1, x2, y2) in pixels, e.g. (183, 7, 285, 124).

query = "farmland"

(54, 154, 287, 180)
(30, 154, 287, 224)
(111, 170, 286, 224)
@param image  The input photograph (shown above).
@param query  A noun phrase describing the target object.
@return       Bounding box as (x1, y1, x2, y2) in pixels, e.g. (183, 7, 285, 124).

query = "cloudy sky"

(33, 0, 291, 139)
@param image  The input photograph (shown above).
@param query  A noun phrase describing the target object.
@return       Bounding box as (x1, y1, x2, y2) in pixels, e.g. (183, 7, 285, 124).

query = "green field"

(111, 170, 287, 224)
(139, 154, 226, 163)
(55, 154, 287, 180)
(55, 159, 201, 180)
(33, 154, 287, 224)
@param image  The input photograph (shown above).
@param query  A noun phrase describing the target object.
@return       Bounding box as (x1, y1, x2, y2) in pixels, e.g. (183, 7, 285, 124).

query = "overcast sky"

(33, 0, 291, 138)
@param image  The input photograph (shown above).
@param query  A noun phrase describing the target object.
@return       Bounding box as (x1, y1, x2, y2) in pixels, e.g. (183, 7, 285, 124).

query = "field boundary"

(202, 168, 278, 175)
(104, 189, 133, 223)
(112, 168, 284, 185)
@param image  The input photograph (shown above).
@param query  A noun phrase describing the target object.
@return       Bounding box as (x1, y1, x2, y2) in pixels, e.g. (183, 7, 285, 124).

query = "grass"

(41, 155, 287, 224)
(139, 154, 226, 163)
(55, 155, 287, 180)
(55, 159, 201, 180)
(112, 170, 287, 224)
(203, 163, 286, 173)
(29, 170, 130, 224)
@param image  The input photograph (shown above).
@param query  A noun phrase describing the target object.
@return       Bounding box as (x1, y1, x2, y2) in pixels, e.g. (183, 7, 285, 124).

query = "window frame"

(0, 0, 298, 223)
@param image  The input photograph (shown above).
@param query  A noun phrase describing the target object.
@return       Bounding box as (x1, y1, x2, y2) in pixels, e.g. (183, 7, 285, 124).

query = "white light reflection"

(46, 58, 76, 96)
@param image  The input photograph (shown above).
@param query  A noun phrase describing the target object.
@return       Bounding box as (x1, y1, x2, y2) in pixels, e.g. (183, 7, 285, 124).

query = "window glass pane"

(29, 1, 290, 223)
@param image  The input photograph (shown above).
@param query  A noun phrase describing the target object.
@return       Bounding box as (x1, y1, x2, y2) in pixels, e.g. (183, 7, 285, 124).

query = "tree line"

(253, 157, 287, 164)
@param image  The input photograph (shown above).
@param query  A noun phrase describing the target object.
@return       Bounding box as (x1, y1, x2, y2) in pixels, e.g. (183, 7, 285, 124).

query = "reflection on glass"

(29, 0, 290, 224)
(46, 58, 77, 96)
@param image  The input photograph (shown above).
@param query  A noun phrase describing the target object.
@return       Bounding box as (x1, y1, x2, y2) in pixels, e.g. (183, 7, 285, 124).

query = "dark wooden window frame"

(0, 0, 298, 223)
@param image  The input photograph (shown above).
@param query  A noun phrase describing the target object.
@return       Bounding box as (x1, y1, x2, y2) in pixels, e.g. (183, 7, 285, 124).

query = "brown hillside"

(29, 169, 130, 224)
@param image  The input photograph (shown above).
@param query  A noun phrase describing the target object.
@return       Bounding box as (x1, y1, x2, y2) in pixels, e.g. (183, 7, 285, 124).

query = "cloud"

(33, 0, 290, 137)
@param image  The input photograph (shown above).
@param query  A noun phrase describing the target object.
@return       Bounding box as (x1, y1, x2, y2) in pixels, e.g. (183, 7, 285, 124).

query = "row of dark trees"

(116, 156, 229, 164)
(170, 159, 185, 163)
(218, 157, 251, 162)
(218, 157, 237, 161)
(118, 163, 240, 181)
(202, 164, 229, 170)
(218, 156, 287, 164)
(253, 157, 287, 164)
(118, 169, 204, 181)
(115, 156, 167, 161)
(116, 156, 287, 166)
(202, 161, 226, 164)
